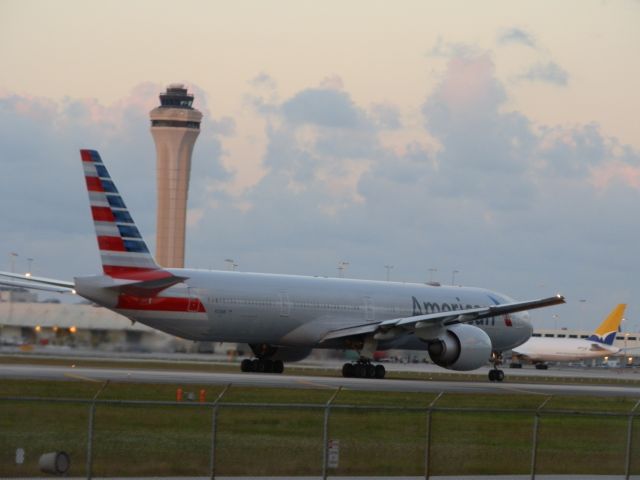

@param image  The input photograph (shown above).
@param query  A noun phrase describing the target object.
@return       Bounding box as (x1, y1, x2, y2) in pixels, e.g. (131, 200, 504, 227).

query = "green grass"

(1, 378, 639, 477)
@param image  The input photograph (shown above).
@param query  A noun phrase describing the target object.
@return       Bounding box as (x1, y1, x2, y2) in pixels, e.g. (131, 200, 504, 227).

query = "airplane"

(510, 304, 627, 369)
(0, 149, 565, 382)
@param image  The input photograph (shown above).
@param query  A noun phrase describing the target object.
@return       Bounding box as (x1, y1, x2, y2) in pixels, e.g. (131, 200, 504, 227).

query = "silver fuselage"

(86, 269, 533, 353)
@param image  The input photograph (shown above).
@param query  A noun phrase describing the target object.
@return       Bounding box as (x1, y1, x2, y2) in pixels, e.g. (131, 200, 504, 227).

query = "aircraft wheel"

(535, 363, 548, 370)
(354, 364, 366, 378)
(262, 359, 273, 373)
(488, 369, 496, 381)
(273, 360, 284, 374)
(342, 363, 354, 377)
(374, 364, 386, 379)
(241, 359, 253, 372)
(251, 359, 262, 372)
(497, 370, 505, 382)
(366, 364, 376, 378)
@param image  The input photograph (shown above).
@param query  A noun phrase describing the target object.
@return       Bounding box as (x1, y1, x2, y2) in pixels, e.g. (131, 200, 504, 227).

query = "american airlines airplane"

(0, 150, 565, 382)
(511, 304, 626, 369)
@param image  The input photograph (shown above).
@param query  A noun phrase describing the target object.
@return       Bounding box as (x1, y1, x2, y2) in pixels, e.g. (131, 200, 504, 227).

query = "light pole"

(384, 265, 394, 282)
(428, 268, 437, 282)
(9, 252, 18, 273)
(451, 269, 459, 285)
(578, 299, 587, 333)
(26, 257, 34, 276)
(338, 261, 349, 278)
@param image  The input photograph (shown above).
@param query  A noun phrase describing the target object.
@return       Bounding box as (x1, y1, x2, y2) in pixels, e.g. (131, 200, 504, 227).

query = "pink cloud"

(590, 161, 640, 191)
(436, 55, 502, 114)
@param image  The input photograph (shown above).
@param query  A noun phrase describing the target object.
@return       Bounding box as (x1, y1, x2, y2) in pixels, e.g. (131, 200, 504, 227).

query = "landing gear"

(535, 363, 548, 370)
(240, 357, 284, 374)
(341, 360, 386, 379)
(240, 343, 285, 374)
(488, 351, 505, 382)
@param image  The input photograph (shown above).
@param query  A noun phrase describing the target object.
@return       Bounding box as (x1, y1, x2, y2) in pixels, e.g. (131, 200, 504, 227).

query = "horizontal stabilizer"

(105, 270, 188, 296)
(0, 271, 75, 294)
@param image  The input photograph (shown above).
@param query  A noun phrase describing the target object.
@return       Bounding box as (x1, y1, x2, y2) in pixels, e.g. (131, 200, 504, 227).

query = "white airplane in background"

(510, 304, 626, 369)
(0, 149, 565, 382)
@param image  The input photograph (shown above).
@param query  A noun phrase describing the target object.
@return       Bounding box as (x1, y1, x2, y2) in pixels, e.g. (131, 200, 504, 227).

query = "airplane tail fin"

(80, 149, 161, 278)
(587, 304, 627, 345)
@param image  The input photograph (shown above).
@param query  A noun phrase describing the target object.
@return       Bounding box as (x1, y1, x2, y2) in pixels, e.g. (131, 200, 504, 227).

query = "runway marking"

(295, 378, 336, 389)
(499, 384, 550, 396)
(63, 372, 102, 383)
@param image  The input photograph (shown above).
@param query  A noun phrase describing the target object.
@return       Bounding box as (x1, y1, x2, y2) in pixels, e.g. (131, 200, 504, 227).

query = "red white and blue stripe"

(81, 149, 159, 277)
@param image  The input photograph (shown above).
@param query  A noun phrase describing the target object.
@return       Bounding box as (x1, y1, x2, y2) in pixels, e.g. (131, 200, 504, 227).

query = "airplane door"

(279, 292, 291, 317)
(363, 296, 375, 322)
(187, 287, 199, 312)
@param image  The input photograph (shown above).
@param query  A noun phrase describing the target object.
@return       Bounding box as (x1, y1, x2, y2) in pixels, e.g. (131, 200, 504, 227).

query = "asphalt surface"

(1, 363, 640, 397)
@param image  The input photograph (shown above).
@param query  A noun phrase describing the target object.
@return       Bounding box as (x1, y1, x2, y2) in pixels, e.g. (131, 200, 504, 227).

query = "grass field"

(1, 377, 639, 477)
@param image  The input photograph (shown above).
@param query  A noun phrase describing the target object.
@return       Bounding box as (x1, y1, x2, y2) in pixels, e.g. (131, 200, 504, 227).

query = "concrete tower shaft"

(150, 84, 202, 268)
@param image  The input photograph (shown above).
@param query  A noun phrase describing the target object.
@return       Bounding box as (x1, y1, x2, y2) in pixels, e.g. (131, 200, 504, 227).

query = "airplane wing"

(0, 271, 76, 294)
(321, 294, 565, 343)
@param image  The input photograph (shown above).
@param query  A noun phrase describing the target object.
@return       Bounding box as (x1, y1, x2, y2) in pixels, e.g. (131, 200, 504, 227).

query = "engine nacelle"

(426, 324, 492, 371)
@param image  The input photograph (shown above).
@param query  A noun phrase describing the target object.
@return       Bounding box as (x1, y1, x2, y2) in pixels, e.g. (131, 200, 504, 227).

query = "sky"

(1, 0, 639, 331)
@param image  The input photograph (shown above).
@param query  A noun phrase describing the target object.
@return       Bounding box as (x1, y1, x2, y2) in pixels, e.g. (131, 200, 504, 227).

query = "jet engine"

(425, 324, 492, 371)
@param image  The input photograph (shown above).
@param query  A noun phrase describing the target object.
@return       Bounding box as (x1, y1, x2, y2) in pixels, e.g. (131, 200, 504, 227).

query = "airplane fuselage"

(513, 337, 620, 362)
(77, 269, 533, 353)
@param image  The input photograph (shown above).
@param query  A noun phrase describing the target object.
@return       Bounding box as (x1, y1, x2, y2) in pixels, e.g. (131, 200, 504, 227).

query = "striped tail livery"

(81, 149, 160, 278)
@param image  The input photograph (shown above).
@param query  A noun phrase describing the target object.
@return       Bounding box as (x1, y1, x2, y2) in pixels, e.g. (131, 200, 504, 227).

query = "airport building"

(150, 84, 202, 268)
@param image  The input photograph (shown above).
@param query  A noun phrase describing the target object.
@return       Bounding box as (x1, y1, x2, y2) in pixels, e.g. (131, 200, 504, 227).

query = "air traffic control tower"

(150, 84, 202, 268)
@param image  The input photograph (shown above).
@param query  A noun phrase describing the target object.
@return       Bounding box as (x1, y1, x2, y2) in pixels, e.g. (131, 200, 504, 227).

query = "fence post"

(322, 386, 342, 480)
(530, 396, 552, 480)
(209, 383, 231, 480)
(624, 399, 640, 480)
(86, 381, 109, 480)
(424, 392, 443, 480)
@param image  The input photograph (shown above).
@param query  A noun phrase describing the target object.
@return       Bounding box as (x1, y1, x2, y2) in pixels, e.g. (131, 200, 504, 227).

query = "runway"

(1, 363, 639, 397)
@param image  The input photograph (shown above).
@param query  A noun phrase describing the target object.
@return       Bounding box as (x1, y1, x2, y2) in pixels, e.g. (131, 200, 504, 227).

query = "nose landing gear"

(488, 351, 505, 382)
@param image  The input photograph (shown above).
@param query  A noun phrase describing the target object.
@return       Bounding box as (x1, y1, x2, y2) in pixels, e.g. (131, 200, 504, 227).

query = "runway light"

(71, 289, 77, 295)
(69, 326, 77, 334)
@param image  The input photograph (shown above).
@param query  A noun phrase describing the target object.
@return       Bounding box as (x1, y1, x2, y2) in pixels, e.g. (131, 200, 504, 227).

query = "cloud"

(0, 83, 231, 278)
(3, 57, 639, 329)
(498, 28, 537, 48)
(518, 61, 569, 86)
(370, 103, 402, 130)
(281, 88, 367, 129)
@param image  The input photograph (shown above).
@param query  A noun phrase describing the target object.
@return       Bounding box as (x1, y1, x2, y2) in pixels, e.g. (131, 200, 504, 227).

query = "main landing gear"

(488, 351, 505, 382)
(341, 360, 386, 379)
(240, 343, 284, 374)
(240, 358, 284, 374)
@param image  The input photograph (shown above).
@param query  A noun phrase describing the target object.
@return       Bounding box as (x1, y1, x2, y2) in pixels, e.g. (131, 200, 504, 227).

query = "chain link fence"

(1, 386, 639, 479)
